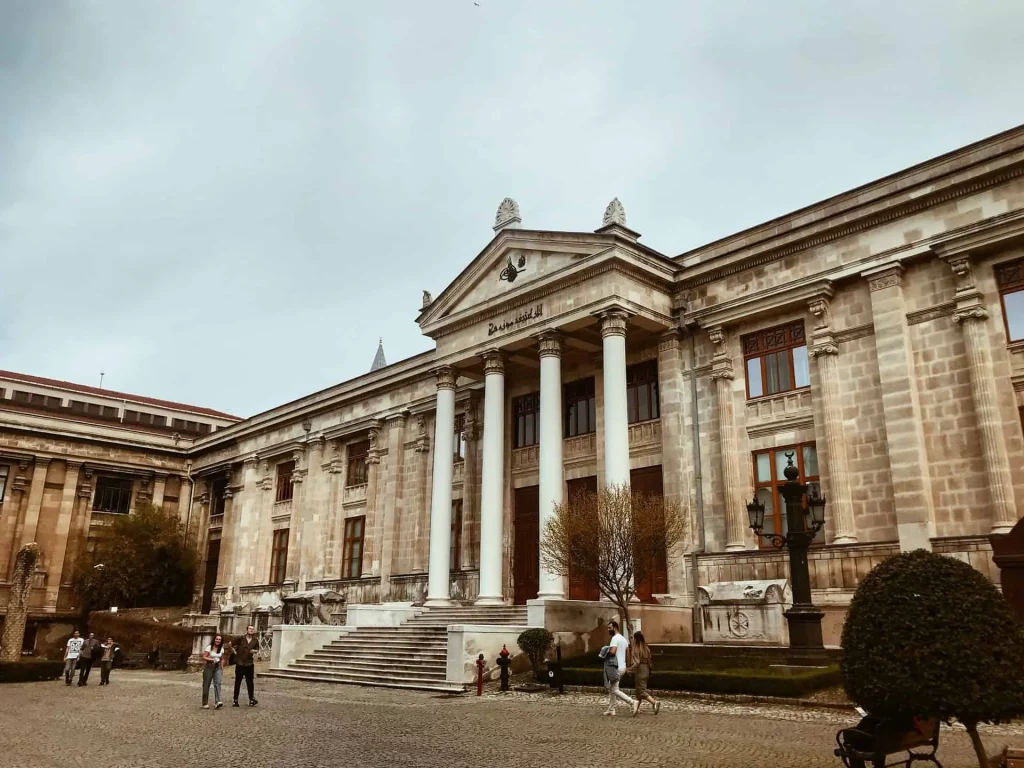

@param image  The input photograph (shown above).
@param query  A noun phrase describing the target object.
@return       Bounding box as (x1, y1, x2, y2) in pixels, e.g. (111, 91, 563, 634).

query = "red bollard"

(476, 653, 485, 696)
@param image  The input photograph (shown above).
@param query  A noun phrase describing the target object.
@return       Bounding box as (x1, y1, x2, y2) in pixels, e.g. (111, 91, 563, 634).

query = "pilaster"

(864, 263, 936, 550)
(60, 467, 93, 589)
(947, 255, 1018, 532)
(361, 426, 384, 577)
(46, 460, 82, 605)
(378, 413, 408, 598)
(17, 459, 51, 551)
(808, 295, 857, 544)
(177, 476, 192, 527)
(0, 460, 30, 579)
(709, 328, 746, 551)
(285, 449, 306, 585)
(412, 414, 432, 573)
(151, 474, 167, 511)
(657, 330, 691, 598)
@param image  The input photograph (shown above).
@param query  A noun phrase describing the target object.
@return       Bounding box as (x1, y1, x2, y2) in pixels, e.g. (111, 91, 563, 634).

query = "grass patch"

(561, 664, 842, 698)
(0, 660, 65, 683)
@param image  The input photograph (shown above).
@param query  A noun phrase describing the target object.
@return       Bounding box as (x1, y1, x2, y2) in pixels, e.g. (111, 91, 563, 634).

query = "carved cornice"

(690, 279, 834, 330)
(906, 302, 957, 326)
(834, 324, 875, 344)
(865, 263, 904, 292)
(747, 413, 816, 440)
(536, 331, 564, 358)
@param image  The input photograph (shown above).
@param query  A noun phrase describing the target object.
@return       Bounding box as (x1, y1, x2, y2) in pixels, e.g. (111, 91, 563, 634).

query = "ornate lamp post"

(746, 452, 827, 662)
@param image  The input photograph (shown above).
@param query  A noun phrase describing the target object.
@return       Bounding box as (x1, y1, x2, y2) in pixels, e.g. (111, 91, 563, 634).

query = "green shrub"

(0, 660, 65, 683)
(560, 665, 840, 698)
(88, 613, 193, 657)
(517, 628, 554, 680)
(841, 549, 1024, 768)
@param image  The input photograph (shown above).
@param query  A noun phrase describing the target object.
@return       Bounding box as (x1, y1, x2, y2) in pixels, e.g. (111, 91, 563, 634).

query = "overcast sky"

(2, 1, 1023, 417)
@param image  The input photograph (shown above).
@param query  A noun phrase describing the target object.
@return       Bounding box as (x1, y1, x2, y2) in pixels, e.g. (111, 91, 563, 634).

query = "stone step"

(293, 659, 446, 676)
(286, 664, 447, 683)
(310, 649, 448, 663)
(324, 638, 448, 649)
(261, 668, 463, 694)
(331, 633, 447, 643)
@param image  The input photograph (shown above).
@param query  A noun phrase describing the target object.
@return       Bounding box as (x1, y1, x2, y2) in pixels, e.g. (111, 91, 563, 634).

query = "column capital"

(482, 349, 506, 375)
(953, 306, 990, 324)
(385, 411, 409, 426)
(433, 366, 458, 390)
(536, 331, 563, 358)
(809, 341, 839, 358)
(864, 263, 904, 292)
(658, 329, 682, 353)
(808, 295, 831, 326)
(64, 459, 83, 471)
(597, 308, 630, 338)
(707, 325, 727, 347)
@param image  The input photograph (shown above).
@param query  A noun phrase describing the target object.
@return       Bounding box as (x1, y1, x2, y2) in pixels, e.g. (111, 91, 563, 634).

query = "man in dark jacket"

(77, 632, 102, 686)
(228, 625, 260, 707)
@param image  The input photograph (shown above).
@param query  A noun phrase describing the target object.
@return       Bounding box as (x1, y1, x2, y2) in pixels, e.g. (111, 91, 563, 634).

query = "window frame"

(995, 258, 1024, 343)
(453, 413, 467, 463)
(275, 461, 295, 503)
(626, 359, 660, 424)
(269, 528, 289, 584)
(342, 516, 365, 579)
(513, 392, 540, 449)
(450, 499, 463, 571)
(751, 442, 821, 549)
(92, 476, 133, 514)
(563, 377, 597, 438)
(0, 464, 8, 503)
(346, 440, 370, 487)
(741, 321, 810, 400)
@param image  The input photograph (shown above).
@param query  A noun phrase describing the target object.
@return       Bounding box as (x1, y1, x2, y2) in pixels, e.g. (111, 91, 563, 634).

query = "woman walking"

(631, 631, 660, 715)
(201, 634, 227, 709)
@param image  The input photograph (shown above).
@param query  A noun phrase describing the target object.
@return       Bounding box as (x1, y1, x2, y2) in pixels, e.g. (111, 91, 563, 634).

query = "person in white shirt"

(603, 620, 639, 716)
(63, 631, 84, 686)
(200, 635, 227, 709)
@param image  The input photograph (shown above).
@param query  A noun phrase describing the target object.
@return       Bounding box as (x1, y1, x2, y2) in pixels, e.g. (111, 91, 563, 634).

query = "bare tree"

(539, 484, 688, 629)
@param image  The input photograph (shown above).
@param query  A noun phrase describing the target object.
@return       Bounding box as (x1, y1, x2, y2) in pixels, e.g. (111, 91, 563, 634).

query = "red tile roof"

(0, 370, 241, 421)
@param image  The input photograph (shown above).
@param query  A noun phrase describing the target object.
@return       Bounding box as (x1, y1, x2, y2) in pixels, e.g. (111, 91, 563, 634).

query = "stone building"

(0, 370, 239, 654)
(4, 125, 1024, 663)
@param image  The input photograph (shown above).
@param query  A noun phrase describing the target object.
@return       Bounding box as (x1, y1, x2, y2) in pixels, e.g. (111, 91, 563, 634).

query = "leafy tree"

(841, 549, 1024, 768)
(71, 502, 197, 611)
(539, 484, 688, 630)
(517, 628, 554, 680)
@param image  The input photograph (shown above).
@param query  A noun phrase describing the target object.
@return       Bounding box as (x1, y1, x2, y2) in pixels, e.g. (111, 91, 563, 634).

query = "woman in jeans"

(631, 631, 660, 714)
(201, 635, 227, 709)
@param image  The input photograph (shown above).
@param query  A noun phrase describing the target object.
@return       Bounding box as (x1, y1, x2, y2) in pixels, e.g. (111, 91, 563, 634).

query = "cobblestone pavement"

(1, 671, 1021, 768)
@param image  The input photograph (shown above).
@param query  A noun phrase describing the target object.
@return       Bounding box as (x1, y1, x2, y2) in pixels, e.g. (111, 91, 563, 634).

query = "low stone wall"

(269, 625, 352, 670)
(446, 625, 534, 685)
(345, 603, 421, 627)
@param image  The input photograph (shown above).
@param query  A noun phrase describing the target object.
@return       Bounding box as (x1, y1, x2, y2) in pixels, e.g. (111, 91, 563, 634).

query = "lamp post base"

(785, 604, 826, 666)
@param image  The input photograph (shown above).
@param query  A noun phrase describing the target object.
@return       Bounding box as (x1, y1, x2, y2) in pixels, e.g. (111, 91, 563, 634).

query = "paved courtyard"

(2, 670, 1022, 767)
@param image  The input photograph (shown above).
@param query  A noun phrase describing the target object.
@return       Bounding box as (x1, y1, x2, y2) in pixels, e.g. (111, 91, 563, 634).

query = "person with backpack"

(631, 631, 660, 714)
(601, 620, 639, 716)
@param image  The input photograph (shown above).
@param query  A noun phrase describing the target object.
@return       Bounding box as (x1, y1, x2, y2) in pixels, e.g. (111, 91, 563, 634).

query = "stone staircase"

(263, 605, 529, 693)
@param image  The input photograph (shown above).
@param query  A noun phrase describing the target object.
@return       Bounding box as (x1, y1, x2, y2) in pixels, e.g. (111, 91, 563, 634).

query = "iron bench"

(835, 716, 942, 768)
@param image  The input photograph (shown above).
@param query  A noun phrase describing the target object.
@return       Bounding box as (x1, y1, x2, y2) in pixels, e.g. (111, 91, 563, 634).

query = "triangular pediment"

(418, 230, 611, 330)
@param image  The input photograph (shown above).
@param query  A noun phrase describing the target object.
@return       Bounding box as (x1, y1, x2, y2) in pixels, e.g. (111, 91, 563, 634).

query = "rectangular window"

(626, 359, 660, 424)
(995, 258, 1024, 342)
(269, 529, 289, 584)
(93, 476, 133, 514)
(513, 393, 540, 448)
(346, 440, 369, 487)
(275, 461, 295, 503)
(751, 443, 822, 548)
(742, 321, 810, 399)
(453, 413, 467, 463)
(0, 464, 8, 503)
(342, 516, 365, 578)
(564, 377, 596, 438)
(450, 499, 463, 571)
(210, 476, 228, 517)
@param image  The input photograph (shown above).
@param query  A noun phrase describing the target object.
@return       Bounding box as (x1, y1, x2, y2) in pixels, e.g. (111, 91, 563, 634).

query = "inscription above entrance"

(488, 303, 544, 337)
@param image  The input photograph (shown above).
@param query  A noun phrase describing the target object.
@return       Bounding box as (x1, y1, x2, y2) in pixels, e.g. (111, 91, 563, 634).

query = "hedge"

(88, 612, 193, 657)
(0, 660, 65, 683)
(560, 665, 842, 698)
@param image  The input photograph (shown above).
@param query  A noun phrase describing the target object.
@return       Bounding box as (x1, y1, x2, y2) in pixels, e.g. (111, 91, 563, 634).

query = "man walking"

(77, 632, 101, 686)
(228, 624, 260, 707)
(602, 620, 639, 717)
(99, 637, 118, 686)
(63, 630, 83, 686)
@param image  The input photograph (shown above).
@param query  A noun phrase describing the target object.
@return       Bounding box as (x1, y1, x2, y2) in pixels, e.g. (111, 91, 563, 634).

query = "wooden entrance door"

(631, 466, 668, 603)
(201, 539, 220, 614)
(513, 485, 539, 605)
(567, 476, 601, 601)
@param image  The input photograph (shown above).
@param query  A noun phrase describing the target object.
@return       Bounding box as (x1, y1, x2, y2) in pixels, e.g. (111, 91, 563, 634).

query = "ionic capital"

(952, 306, 989, 324)
(809, 342, 839, 358)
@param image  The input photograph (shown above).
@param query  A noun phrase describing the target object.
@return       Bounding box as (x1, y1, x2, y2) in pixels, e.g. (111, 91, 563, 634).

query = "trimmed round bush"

(517, 628, 554, 680)
(841, 549, 1024, 765)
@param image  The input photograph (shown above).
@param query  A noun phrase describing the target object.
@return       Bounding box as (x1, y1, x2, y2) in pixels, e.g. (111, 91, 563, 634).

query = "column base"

(424, 597, 452, 608)
(831, 535, 858, 545)
(992, 522, 1015, 535)
(535, 592, 565, 601)
(724, 543, 746, 552)
(474, 595, 506, 606)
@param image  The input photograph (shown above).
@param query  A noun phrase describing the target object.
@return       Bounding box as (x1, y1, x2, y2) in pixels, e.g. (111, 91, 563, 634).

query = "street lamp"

(746, 452, 827, 663)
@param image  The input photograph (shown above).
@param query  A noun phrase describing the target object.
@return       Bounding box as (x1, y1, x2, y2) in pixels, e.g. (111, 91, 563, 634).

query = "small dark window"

(275, 461, 295, 503)
(269, 529, 289, 584)
(44, 396, 62, 410)
(453, 414, 467, 463)
(342, 516, 365, 578)
(742, 322, 810, 399)
(210, 477, 228, 517)
(627, 360, 660, 424)
(87, 403, 102, 417)
(564, 377, 596, 438)
(197, 423, 211, 435)
(995, 258, 1024, 342)
(152, 415, 167, 427)
(0, 464, 9, 503)
(70, 400, 87, 414)
(93, 476, 133, 514)
(450, 499, 463, 571)
(12, 391, 31, 404)
(513, 393, 540, 448)
(101, 406, 118, 419)
(346, 440, 369, 487)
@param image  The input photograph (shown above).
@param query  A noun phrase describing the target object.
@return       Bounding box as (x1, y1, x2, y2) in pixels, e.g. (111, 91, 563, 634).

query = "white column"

(476, 351, 506, 605)
(425, 366, 457, 607)
(600, 309, 631, 488)
(537, 332, 565, 600)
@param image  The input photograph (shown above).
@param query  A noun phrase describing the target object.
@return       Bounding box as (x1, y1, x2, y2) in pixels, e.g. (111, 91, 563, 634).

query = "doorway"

(513, 485, 539, 604)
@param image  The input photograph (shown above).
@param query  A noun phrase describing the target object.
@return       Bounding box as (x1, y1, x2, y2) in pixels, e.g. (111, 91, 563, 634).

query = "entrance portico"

(416, 198, 677, 606)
